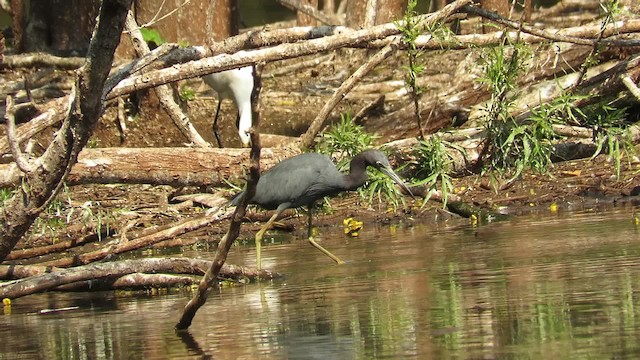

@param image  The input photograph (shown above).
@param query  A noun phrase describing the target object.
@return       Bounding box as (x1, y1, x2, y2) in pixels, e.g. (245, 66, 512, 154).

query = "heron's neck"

(344, 154, 368, 190)
(237, 101, 252, 146)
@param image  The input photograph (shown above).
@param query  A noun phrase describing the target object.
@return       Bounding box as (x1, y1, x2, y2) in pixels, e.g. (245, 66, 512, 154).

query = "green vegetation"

(317, 113, 404, 208)
(396, 0, 426, 138)
(0, 188, 14, 207)
(140, 27, 165, 47)
(476, 37, 554, 181)
(413, 136, 463, 208)
(179, 85, 197, 102)
(29, 186, 113, 241)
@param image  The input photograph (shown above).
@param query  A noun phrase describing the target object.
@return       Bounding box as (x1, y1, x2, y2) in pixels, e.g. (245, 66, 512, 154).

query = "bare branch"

(299, 42, 399, 149)
(176, 64, 265, 331)
(107, 0, 474, 99)
(4, 96, 34, 173)
(2, 53, 85, 69)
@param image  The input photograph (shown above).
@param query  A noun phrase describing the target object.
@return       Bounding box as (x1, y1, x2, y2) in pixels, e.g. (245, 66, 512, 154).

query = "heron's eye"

(375, 161, 383, 167)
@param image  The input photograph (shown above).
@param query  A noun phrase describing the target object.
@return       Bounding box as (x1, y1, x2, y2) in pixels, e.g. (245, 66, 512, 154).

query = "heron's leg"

(213, 100, 224, 148)
(306, 206, 346, 265)
(255, 210, 282, 271)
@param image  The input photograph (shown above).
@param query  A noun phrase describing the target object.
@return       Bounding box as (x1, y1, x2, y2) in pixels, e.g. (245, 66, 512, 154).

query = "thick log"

(0, 147, 300, 187)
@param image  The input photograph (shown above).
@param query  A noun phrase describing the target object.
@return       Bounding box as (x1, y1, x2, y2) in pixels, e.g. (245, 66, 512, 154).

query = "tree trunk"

(296, 0, 318, 26)
(347, 0, 405, 28)
(22, 0, 100, 54)
(479, 0, 509, 33)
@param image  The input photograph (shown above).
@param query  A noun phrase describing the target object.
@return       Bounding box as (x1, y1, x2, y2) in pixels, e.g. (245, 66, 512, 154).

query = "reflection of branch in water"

(176, 330, 212, 360)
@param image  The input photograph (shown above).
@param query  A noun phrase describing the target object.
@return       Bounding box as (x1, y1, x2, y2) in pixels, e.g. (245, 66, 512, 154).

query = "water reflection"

(2, 206, 640, 359)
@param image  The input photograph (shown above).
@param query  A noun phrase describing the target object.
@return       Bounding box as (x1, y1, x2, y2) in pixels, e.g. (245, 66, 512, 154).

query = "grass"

(316, 113, 405, 209)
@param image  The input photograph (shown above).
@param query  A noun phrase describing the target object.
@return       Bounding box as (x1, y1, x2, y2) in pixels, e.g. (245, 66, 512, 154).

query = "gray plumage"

(232, 149, 413, 269)
(233, 149, 411, 212)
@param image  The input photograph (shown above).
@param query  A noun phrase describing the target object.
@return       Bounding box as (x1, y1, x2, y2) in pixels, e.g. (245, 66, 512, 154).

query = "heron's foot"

(308, 236, 345, 265)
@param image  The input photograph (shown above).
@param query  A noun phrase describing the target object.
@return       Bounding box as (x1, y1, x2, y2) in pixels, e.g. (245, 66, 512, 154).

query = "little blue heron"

(232, 149, 414, 270)
(202, 66, 253, 147)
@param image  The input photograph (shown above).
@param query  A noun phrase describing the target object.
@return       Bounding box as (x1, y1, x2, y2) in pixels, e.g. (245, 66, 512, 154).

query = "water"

(2, 205, 640, 359)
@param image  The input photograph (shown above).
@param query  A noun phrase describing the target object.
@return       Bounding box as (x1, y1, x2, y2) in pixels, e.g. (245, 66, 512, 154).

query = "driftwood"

(0, 258, 279, 299)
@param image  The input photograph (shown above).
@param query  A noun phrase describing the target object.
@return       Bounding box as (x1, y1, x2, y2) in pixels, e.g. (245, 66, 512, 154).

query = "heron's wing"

(252, 154, 342, 209)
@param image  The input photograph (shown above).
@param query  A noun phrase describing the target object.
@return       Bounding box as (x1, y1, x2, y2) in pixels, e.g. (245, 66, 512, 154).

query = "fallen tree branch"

(54, 273, 197, 291)
(39, 210, 234, 268)
(0, 257, 279, 299)
(5, 224, 114, 261)
(1, 53, 85, 70)
(105, 0, 474, 100)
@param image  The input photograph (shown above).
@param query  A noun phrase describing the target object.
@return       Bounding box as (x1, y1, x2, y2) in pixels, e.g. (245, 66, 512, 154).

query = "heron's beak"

(380, 166, 415, 198)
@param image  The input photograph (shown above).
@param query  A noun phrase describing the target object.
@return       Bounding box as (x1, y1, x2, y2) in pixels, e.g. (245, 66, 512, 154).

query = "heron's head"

(239, 130, 251, 147)
(361, 150, 414, 198)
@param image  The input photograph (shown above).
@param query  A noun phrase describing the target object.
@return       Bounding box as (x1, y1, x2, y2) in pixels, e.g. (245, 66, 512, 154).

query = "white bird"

(202, 66, 254, 147)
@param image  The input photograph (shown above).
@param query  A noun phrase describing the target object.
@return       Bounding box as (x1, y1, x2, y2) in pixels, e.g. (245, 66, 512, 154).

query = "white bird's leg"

(255, 210, 283, 271)
(306, 205, 346, 265)
(213, 99, 224, 148)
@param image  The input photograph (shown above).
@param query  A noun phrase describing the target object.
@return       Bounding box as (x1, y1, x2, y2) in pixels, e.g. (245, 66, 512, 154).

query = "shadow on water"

(2, 204, 640, 359)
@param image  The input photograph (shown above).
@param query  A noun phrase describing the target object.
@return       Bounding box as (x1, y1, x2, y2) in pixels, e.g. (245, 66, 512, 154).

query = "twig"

(352, 94, 385, 125)
(463, 4, 601, 46)
(126, 0, 193, 32)
(4, 96, 34, 173)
